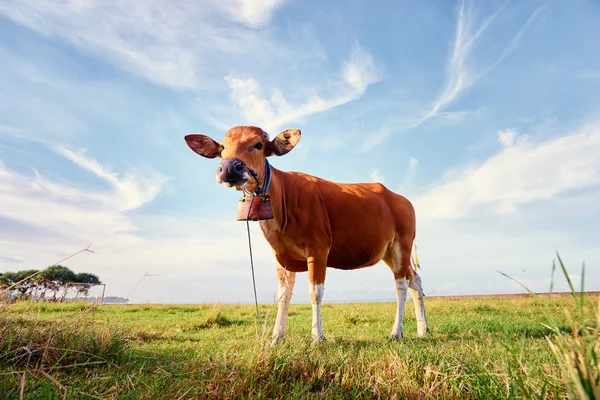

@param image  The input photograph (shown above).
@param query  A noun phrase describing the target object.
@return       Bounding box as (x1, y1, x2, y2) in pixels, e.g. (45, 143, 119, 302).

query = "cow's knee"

(309, 283, 324, 304)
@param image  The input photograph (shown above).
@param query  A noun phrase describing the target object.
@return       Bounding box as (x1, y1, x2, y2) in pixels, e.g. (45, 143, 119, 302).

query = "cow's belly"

(326, 236, 390, 270)
(274, 245, 385, 272)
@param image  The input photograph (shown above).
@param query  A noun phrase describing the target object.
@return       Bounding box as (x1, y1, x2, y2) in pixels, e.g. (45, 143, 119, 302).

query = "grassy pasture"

(1, 293, 598, 399)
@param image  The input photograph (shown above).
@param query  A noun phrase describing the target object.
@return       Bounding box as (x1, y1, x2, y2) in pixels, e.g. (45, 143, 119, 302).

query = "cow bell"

(237, 194, 274, 221)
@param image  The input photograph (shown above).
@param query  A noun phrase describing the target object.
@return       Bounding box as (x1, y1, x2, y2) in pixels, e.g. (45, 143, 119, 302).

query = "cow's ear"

(266, 129, 301, 156)
(185, 134, 222, 159)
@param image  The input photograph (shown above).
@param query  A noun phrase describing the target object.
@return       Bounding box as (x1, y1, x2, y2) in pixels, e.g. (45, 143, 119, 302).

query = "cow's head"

(185, 125, 301, 193)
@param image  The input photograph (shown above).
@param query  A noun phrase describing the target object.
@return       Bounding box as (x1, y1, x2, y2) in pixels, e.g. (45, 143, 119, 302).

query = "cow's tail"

(410, 242, 421, 274)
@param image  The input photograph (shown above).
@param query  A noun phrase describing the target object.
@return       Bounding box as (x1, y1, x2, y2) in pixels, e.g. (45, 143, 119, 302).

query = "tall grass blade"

(556, 253, 575, 294)
(549, 258, 556, 294)
(496, 271, 536, 296)
(580, 261, 586, 315)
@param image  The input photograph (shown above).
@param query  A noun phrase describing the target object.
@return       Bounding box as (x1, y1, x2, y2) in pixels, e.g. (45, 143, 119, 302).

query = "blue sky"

(1, 0, 599, 304)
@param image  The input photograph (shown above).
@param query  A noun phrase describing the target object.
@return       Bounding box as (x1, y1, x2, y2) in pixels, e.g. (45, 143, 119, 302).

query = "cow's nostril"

(218, 166, 223, 173)
(234, 163, 244, 172)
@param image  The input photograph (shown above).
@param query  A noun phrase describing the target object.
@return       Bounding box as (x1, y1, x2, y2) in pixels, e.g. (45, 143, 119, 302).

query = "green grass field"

(1, 293, 598, 399)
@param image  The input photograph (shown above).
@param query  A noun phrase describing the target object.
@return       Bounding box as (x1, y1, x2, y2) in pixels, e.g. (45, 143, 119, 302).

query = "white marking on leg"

(408, 273, 429, 337)
(271, 271, 296, 345)
(309, 283, 325, 341)
(390, 278, 408, 339)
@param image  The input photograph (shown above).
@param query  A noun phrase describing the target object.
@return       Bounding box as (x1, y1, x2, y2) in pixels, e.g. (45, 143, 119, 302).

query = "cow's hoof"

(388, 333, 403, 341)
(271, 335, 284, 347)
(311, 335, 326, 344)
(417, 327, 430, 338)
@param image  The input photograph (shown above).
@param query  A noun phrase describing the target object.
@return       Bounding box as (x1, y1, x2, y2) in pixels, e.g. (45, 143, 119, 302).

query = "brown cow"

(185, 125, 429, 344)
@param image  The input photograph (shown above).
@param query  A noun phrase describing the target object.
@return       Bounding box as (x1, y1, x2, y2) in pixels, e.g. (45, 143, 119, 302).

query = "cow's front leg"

(307, 253, 327, 342)
(271, 264, 296, 346)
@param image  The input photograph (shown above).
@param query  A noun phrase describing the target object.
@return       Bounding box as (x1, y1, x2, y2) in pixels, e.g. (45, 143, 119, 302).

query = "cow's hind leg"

(383, 241, 410, 340)
(271, 264, 296, 346)
(407, 272, 429, 337)
(307, 253, 327, 342)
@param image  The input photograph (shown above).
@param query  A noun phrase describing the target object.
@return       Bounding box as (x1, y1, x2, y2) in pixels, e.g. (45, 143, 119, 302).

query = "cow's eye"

(254, 142, 263, 150)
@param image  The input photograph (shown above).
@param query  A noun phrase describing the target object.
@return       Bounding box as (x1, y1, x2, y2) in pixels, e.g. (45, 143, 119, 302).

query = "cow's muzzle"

(217, 158, 249, 187)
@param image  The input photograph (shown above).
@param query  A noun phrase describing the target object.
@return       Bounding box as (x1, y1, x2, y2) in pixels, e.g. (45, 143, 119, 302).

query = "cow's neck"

(259, 165, 289, 233)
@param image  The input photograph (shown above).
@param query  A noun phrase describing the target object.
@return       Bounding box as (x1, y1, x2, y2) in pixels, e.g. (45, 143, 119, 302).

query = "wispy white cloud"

(224, 45, 382, 131)
(577, 70, 600, 80)
(412, 121, 600, 220)
(437, 108, 484, 124)
(425, 0, 508, 118)
(0, 125, 21, 136)
(0, 142, 168, 245)
(0, 161, 135, 241)
(369, 169, 385, 184)
(398, 158, 419, 193)
(0, 0, 291, 90)
(0, 255, 24, 264)
(362, 0, 545, 150)
(342, 45, 381, 93)
(497, 128, 520, 147)
(0, 125, 34, 142)
(56, 147, 168, 211)
(217, 0, 286, 28)
(475, 4, 547, 80)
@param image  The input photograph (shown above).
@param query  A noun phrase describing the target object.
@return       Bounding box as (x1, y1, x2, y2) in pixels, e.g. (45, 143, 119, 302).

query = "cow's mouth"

(222, 178, 248, 188)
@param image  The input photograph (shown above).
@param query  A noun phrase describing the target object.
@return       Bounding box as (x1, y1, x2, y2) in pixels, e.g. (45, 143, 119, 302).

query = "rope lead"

(243, 159, 272, 329)
(246, 202, 261, 326)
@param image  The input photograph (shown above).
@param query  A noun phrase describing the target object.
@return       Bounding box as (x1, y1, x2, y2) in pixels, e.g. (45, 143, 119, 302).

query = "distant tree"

(38, 265, 77, 301)
(0, 271, 9, 286)
(42, 265, 76, 283)
(75, 272, 101, 285)
(3, 269, 40, 299)
(0, 272, 16, 296)
(73, 272, 102, 299)
(0, 273, 8, 301)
